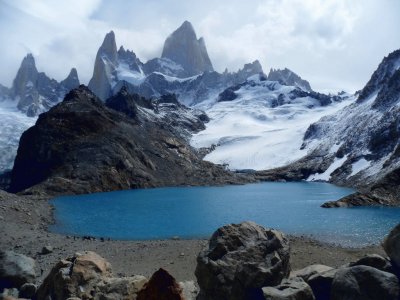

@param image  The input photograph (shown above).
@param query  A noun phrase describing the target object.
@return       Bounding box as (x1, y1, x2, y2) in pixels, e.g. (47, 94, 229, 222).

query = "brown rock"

(137, 268, 183, 300)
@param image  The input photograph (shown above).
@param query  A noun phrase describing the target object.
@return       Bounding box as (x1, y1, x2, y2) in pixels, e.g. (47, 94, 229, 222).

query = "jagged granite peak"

(357, 49, 400, 103)
(88, 31, 119, 101)
(161, 20, 214, 77)
(117, 46, 143, 73)
(60, 68, 80, 92)
(11, 53, 39, 99)
(267, 68, 312, 91)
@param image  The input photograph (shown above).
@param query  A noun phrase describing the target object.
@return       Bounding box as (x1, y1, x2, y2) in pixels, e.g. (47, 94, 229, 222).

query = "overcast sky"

(0, 0, 399, 93)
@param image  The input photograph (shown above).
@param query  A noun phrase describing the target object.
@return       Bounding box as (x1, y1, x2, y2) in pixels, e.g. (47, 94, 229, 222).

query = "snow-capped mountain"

(87, 21, 264, 106)
(0, 54, 80, 117)
(190, 74, 351, 170)
(301, 49, 400, 188)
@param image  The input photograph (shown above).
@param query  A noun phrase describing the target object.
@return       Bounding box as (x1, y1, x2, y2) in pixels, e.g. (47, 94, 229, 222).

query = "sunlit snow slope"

(191, 78, 352, 170)
(0, 101, 36, 172)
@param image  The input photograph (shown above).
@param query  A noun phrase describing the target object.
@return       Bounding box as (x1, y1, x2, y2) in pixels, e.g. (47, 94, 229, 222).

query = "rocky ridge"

(8, 85, 250, 195)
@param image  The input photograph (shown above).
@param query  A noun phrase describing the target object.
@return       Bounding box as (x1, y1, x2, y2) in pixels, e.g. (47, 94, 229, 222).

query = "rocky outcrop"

(161, 21, 214, 77)
(267, 68, 312, 92)
(306, 268, 338, 300)
(36, 251, 147, 300)
(0, 251, 36, 289)
(195, 221, 290, 300)
(349, 254, 393, 273)
(9, 86, 250, 195)
(262, 277, 315, 300)
(290, 265, 334, 282)
(331, 266, 399, 300)
(383, 223, 400, 268)
(137, 268, 184, 300)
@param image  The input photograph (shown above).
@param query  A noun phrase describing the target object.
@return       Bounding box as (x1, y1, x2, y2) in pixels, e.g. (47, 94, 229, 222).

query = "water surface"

(50, 182, 400, 247)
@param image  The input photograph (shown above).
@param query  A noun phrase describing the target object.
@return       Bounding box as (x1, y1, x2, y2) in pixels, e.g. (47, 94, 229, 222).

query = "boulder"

(0, 251, 36, 289)
(331, 265, 399, 300)
(383, 223, 400, 268)
(19, 282, 37, 298)
(349, 254, 393, 273)
(36, 251, 145, 300)
(307, 268, 337, 300)
(195, 221, 290, 300)
(262, 277, 315, 300)
(137, 268, 183, 300)
(290, 265, 333, 282)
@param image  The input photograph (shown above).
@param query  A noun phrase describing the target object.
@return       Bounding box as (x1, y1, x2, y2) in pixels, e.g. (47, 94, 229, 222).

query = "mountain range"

(0, 21, 399, 206)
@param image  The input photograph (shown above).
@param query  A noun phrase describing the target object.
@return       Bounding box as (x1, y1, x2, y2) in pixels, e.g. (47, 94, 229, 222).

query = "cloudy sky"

(0, 0, 399, 92)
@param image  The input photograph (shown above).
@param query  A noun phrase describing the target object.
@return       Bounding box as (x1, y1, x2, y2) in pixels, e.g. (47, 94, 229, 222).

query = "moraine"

(50, 182, 400, 247)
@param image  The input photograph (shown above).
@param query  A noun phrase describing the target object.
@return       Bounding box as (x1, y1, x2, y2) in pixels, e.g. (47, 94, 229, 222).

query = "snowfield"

(0, 100, 36, 172)
(191, 81, 353, 170)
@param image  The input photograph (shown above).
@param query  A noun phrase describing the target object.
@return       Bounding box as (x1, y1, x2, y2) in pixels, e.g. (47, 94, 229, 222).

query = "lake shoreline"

(0, 190, 387, 283)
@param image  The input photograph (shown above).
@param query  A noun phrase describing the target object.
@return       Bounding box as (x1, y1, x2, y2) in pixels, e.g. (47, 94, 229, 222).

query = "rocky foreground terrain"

(0, 199, 398, 300)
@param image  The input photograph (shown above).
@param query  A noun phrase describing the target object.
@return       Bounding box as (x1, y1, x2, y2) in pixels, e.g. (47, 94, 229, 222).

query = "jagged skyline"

(0, 0, 399, 93)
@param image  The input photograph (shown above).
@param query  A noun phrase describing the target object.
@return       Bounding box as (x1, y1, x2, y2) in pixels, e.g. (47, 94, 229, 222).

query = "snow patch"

(308, 155, 348, 181)
(348, 158, 371, 177)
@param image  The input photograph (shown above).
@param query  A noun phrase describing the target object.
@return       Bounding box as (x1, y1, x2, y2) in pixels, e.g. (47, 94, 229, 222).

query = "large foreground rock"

(331, 265, 399, 300)
(383, 223, 400, 268)
(262, 277, 315, 300)
(36, 251, 147, 300)
(0, 251, 36, 289)
(195, 221, 290, 300)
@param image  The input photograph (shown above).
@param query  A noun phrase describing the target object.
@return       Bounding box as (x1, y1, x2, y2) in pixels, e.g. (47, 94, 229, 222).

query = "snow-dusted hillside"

(0, 100, 36, 172)
(302, 49, 400, 187)
(191, 75, 352, 170)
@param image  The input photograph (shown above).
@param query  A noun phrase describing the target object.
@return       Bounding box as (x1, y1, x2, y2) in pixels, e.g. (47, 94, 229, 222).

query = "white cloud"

(0, 0, 399, 92)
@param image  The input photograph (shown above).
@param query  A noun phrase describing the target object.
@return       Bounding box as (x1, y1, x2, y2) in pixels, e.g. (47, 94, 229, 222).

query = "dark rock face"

(383, 223, 400, 268)
(0, 251, 36, 290)
(262, 277, 315, 300)
(60, 68, 80, 92)
(267, 68, 312, 92)
(331, 266, 399, 300)
(137, 268, 183, 300)
(9, 85, 249, 195)
(357, 49, 400, 103)
(195, 221, 290, 300)
(161, 21, 214, 77)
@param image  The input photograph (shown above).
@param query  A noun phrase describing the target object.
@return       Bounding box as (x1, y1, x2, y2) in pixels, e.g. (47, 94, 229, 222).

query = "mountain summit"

(161, 20, 214, 77)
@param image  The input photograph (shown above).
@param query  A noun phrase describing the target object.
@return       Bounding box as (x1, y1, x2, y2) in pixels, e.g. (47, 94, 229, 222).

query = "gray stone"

(41, 245, 53, 255)
(0, 250, 36, 289)
(383, 223, 400, 268)
(19, 282, 37, 298)
(262, 277, 315, 300)
(290, 264, 334, 282)
(331, 265, 399, 300)
(195, 221, 290, 300)
(349, 254, 393, 273)
(307, 268, 338, 300)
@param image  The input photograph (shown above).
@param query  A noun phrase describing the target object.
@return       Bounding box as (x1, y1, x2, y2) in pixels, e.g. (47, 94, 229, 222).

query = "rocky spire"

(11, 53, 38, 98)
(60, 68, 80, 92)
(88, 31, 118, 100)
(161, 21, 214, 77)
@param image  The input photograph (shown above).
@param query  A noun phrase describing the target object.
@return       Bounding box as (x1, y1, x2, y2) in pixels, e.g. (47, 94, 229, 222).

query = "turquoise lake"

(50, 182, 400, 247)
